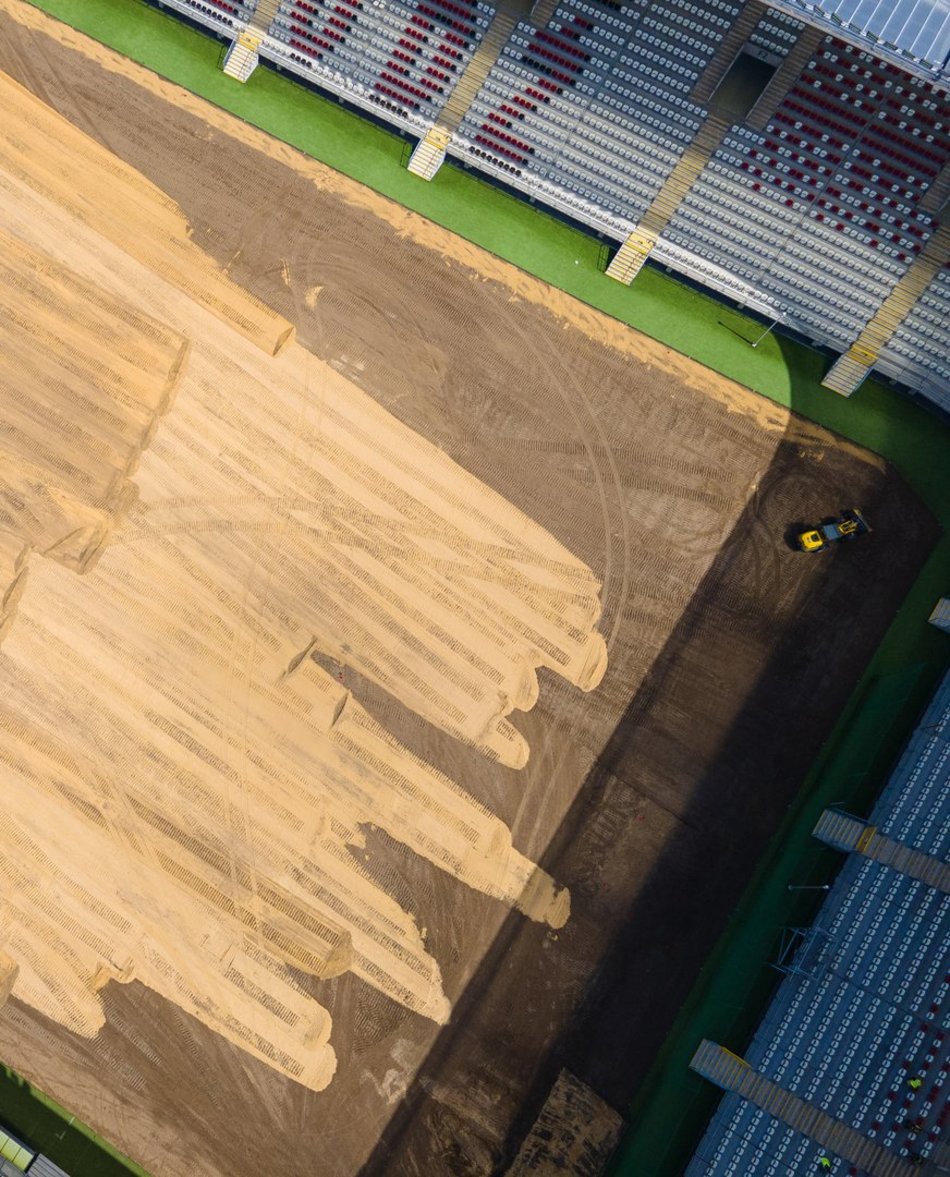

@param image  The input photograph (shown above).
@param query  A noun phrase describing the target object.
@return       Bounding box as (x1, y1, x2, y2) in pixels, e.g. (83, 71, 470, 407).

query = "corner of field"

(0, 1064, 148, 1177)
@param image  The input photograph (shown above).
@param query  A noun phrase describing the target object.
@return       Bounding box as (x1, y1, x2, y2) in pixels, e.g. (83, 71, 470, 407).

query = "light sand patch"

(0, 0, 795, 435)
(1, 0, 893, 473)
(0, 532, 31, 644)
(0, 68, 601, 1091)
(0, 68, 293, 356)
(0, 228, 187, 566)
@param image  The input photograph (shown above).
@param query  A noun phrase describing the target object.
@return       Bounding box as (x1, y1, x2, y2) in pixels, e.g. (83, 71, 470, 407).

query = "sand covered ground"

(0, 5, 939, 1175)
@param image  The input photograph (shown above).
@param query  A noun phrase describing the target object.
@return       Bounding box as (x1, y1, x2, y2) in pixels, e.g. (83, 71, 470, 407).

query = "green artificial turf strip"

(0, 1066, 147, 1177)
(12, 2, 950, 1173)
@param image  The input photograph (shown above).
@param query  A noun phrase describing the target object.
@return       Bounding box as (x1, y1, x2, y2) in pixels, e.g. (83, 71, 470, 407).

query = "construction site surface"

(0, 5, 939, 1175)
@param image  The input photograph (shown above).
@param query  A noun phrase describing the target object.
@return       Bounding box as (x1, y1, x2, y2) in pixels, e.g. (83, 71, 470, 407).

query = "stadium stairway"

(920, 159, 950, 215)
(249, 0, 282, 30)
(691, 0, 765, 107)
(823, 222, 950, 395)
(813, 809, 950, 894)
(690, 1040, 932, 1176)
(221, 0, 280, 80)
(931, 598, 950, 633)
(605, 230, 661, 285)
(223, 30, 262, 79)
(606, 115, 731, 284)
(746, 24, 824, 131)
(526, 0, 558, 30)
(408, 4, 518, 177)
(435, 7, 517, 133)
(407, 126, 452, 178)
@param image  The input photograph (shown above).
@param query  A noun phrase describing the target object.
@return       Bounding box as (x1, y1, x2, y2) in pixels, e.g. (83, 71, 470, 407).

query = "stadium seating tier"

(163, 0, 950, 408)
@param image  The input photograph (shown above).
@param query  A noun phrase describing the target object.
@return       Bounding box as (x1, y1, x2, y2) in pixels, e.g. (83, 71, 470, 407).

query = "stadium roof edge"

(764, 0, 950, 92)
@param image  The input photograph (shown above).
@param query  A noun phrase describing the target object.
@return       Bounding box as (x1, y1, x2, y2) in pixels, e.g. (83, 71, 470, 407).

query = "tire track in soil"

(566, 466, 736, 509)
(452, 433, 722, 480)
(0, 21, 131, 170)
(1, 21, 932, 1177)
(288, 235, 634, 873)
(270, 220, 631, 1040)
(492, 321, 631, 853)
(239, 227, 510, 1061)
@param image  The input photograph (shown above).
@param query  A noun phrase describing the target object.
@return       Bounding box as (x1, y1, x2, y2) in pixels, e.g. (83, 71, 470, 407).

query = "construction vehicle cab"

(797, 509, 870, 553)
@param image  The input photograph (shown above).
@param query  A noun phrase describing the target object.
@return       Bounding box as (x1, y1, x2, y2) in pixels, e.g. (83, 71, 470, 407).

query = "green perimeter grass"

(12, 0, 933, 421)
(12, 1, 950, 1172)
(0, 1065, 147, 1177)
(22, 0, 947, 488)
(608, 656, 947, 1176)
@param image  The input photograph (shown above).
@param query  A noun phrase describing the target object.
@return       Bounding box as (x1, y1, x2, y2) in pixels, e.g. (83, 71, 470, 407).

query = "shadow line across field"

(603, 344, 950, 1177)
(359, 423, 943, 1175)
(6, 2, 950, 1174)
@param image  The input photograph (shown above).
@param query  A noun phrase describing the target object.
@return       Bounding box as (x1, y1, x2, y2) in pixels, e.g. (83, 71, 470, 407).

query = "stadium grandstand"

(0, 1122, 70, 1177)
(154, 0, 950, 407)
(686, 668, 950, 1177)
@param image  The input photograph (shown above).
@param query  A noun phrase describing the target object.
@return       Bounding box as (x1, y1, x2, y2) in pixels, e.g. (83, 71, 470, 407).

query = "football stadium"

(0, 0, 947, 1172)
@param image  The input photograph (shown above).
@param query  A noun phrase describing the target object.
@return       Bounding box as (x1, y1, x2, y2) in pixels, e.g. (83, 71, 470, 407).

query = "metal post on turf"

(55, 1115, 75, 1141)
(750, 318, 778, 348)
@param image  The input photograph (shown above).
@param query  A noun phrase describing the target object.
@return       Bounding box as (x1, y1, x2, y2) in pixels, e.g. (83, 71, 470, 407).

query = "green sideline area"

(0, 1065, 147, 1177)
(11, 1, 950, 1173)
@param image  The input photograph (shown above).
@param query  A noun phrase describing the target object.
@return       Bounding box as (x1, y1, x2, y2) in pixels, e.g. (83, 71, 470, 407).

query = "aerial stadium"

(0, 0, 947, 1172)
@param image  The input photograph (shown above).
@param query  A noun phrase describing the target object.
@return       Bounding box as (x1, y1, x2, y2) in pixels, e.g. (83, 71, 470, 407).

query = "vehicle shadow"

(783, 521, 809, 550)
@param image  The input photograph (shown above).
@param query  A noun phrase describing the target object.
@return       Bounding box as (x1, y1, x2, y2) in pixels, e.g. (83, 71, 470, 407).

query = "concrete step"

(689, 1040, 750, 1089)
(635, 116, 730, 238)
(528, 0, 559, 28)
(930, 597, 950, 634)
(821, 348, 874, 396)
(408, 128, 450, 180)
(868, 836, 950, 894)
(920, 159, 950, 215)
(835, 223, 950, 379)
(436, 10, 517, 133)
(223, 35, 260, 81)
(249, 0, 281, 29)
(747, 25, 824, 131)
(813, 809, 950, 892)
(605, 229, 658, 284)
(813, 808, 867, 851)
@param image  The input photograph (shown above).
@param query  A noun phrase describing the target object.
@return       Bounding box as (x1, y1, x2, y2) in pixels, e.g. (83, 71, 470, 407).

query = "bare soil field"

(0, 7, 939, 1176)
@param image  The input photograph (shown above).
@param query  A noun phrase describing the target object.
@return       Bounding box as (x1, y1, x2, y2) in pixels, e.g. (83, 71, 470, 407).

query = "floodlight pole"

(750, 318, 778, 348)
(787, 884, 831, 891)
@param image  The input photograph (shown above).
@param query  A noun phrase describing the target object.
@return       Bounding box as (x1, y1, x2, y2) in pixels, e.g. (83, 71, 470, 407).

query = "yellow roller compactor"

(797, 509, 871, 553)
